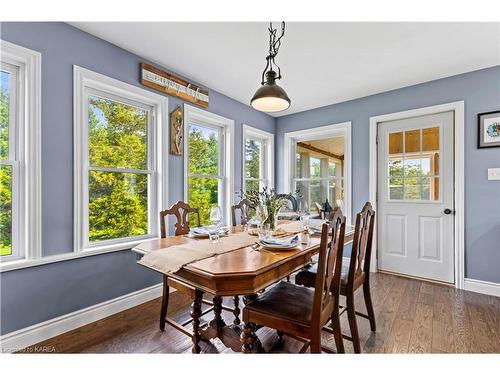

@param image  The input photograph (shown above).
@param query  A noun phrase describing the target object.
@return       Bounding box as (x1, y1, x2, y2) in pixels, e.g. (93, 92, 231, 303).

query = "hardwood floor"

(21, 273, 500, 354)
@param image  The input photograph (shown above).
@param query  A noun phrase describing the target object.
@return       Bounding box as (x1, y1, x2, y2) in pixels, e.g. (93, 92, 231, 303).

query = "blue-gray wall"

(0, 22, 275, 335)
(276, 65, 500, 285)
(1, 21, 499, 337)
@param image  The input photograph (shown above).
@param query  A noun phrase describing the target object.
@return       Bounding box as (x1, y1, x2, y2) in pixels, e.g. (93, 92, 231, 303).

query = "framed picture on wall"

(478, 110, 500, 148)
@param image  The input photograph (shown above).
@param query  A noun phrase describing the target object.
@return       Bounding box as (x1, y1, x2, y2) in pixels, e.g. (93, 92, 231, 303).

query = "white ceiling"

(69, 22, 500, 117)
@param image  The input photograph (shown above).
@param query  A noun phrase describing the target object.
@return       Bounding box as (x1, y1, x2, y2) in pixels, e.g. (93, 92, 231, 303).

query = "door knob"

(443, 208, 455, 215)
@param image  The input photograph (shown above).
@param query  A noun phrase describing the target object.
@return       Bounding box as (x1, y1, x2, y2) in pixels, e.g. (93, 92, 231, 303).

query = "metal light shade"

(250, 71, 291, 112)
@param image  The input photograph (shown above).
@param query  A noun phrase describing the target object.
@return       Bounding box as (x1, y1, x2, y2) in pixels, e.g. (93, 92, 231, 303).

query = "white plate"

(189, 227, 229, 238)
(258, 240, 299, 250)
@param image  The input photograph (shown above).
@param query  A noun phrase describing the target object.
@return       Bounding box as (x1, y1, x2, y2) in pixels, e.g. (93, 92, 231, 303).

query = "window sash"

(83, 89, 156, 248)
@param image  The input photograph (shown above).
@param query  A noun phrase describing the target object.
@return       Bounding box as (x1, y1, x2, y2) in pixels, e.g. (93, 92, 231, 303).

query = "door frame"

(369, 101, 465, 289)
(283, 121, 352, 225)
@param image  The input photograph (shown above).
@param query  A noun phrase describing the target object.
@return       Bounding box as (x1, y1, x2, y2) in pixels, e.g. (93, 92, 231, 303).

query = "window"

(0, 40, 41, 267)
(387, 127, 440, 201)
(284, 122, 351, 223)
(243, 125, 274, 192)
(184, 105, 234, 226)
(74, 66, 167, 252)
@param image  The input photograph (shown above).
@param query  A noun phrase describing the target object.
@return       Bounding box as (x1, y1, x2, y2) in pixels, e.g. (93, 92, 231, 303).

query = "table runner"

(138, 231, 258, 274)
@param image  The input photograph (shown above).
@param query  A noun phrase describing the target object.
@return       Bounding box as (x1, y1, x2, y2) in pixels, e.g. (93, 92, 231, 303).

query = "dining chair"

(294, 202, 376, 353)
(231, 199, 254, 226)
(241, 208, 346, 353)
(277, 193, 298, 212)
(157, 201, 240, 337)
(159, 200, 201, 237)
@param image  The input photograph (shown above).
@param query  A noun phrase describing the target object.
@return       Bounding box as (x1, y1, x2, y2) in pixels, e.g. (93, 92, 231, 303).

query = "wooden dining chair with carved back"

(295, 202, 376, 353)
(231, 199, 254, 227)
(241, 208, 346, 354)
(158, 201, 241, 339)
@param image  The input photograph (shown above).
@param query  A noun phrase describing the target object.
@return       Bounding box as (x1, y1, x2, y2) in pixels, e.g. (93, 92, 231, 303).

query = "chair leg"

(330, 310, 345, 353)
(347, 291, 361, 353)
(363, 281, 376, 332)
(310, 332, 322, 353)
(159, 276, 169, 331)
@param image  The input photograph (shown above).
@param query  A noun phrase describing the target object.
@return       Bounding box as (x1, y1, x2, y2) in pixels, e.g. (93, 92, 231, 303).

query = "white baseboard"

(464, 278, 500, 298)
(0, 283, 163, 353)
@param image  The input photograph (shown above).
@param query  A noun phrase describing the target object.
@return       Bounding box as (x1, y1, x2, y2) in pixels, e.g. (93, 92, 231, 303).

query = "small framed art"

(478, 110, 500, 148)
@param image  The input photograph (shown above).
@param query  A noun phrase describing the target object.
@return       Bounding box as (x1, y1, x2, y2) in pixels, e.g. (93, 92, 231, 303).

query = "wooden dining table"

(133, 225, 354, 353)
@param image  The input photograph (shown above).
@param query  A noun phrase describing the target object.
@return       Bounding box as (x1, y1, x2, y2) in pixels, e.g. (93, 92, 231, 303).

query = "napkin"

(191, 226, 229, 235)
(260, 235, 299, 247)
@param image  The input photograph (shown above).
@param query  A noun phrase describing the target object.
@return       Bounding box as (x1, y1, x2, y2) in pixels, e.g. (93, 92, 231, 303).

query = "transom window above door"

(387, 126, 440, 201)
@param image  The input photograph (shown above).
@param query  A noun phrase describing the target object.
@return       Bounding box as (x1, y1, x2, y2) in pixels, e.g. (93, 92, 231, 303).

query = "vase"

(265, 211, 278, 231)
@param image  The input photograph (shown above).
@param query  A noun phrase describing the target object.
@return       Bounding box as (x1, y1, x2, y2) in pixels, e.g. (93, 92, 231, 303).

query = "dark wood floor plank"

(19, 272, 500, 354)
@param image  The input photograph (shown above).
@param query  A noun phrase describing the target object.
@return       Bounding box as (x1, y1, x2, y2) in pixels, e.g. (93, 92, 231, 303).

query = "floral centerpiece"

(240, 187, 288, 231)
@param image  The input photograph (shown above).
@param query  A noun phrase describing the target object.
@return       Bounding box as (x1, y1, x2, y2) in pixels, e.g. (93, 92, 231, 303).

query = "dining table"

(133, 223, 355, 353)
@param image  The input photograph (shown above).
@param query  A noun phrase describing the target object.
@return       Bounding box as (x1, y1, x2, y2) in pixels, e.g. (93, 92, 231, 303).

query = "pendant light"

(250, 22, 291, 113)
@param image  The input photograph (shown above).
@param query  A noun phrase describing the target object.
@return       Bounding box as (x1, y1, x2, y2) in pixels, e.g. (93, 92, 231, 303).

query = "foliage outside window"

(87, 93, 151, 243)
(187, 123, 222, 225)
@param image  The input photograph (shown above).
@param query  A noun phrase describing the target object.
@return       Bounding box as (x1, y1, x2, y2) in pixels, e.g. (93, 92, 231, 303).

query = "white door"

(377, 111, 454, 283)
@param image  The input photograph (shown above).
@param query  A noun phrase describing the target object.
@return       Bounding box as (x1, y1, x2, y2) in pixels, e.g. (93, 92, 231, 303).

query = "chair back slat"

(231, 199, 254, 226)
(311, 207, 346, 329)
(347, 202, 376, 284)
(277, 193, 298, 212)
(159, 201, 201, 237)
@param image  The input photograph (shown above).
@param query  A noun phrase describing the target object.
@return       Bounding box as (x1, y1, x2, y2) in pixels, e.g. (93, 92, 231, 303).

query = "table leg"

(191, 289, 203, 354)
(213, 296, 226, 331)
(233, 296, 241, 325)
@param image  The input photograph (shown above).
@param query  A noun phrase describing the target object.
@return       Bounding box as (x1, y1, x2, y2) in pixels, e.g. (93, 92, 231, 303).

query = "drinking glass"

(209, 206, 222, 243)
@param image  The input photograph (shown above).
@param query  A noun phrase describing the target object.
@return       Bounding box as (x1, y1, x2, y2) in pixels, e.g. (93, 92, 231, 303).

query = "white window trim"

(73, 65, 168, 254)
(242, 124, 275, 191)
(283, 122, 352, 224)
(0, 40, 41, 271)
(183, 104, 234, 226)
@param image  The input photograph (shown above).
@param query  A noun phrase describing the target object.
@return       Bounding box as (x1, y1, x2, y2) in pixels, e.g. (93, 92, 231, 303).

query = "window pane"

(245, 179, 260, 193)
(245, 139, 261, 179)
(404, 158, 421, 177)
(0, 70, 10, 160)
(88, 171, 148, 242)
(328, 161, 337, 177)
(405, 129, 421, 153)
(88, 96, 148, 170)
(404, 178, 421, 200)
(389, 178, 403, 200)
(422, 127, 439, 151)
(389, 157, 403, 177)
(310, 179, 322, 207)
(0, 165, 12, 255)
(294, 180, 309, 210)
(389, 132, 403, 154)
(329, 179, 344, 206)
(188, 176, 219, 226)
(422, 177, 440, 201)
(310, 157, 321, 178)
(189, 123, 219, 176)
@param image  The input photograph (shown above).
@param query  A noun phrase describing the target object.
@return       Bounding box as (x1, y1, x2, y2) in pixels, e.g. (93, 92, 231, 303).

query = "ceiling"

(69, 22, 500, 117)
(300, 137, 345, 158)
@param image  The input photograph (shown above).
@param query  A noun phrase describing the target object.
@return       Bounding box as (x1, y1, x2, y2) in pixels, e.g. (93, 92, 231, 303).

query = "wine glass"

(255, 204, 268, 227)
(209, 206, 222, 242)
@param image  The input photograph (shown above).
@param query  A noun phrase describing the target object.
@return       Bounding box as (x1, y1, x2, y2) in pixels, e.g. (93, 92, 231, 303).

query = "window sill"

(0, 238, 157, 273)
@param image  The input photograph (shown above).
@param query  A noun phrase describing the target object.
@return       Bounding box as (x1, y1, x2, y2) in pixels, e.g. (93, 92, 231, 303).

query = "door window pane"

(0, 165, 12, 256)
(389, 132, 403, 154)
(189, 124, 219, 175)
(389, 157, 403, 177)
(404, 180, 421, 200)
(88, 171, 148, 242)
(404, 158, 421, 177)
(405, 129, 421, 153)
(422, 127, 439, 151)
(88, 96, 148, 170)
(389, 179, 404, 200)
(0, 70, 10, 160)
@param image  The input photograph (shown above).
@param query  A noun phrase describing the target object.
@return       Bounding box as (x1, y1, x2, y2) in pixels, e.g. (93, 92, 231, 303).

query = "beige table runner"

(138, 231, 258, 275)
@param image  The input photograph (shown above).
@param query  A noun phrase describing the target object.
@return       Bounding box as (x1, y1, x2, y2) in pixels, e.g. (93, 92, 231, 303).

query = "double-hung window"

(242, 125, 274, 192)
(184, 104, 234, 226)
(74, 66, 167, 252)
(0, 41, 41, 267)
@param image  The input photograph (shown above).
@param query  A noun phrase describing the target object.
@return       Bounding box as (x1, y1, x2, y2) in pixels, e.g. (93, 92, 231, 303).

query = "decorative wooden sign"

(170, 106, 183, 156)
(141, 63, 209, 108)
